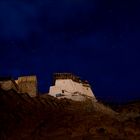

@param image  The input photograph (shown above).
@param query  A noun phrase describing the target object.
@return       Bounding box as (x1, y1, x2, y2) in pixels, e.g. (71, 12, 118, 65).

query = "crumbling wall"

(17, 76, 37, 97)
(0, 80, 18, 91)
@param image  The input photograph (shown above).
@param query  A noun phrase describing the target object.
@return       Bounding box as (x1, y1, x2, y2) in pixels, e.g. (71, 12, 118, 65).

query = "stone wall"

(0, 80, 18, 91)
(17, 76, 37, 97)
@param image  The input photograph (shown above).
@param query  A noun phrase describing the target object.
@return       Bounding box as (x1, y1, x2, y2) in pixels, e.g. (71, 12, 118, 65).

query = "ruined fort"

(0, 73, 96, 101)
(0, 74, 139, 140)
(0, 75, 37, 97)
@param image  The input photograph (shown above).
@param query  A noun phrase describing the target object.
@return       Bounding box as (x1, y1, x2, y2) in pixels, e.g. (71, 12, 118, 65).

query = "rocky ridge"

(0, 88, 140, 140)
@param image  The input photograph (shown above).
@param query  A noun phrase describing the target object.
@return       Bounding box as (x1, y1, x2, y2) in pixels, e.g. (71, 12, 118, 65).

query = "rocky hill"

(0, 88, 140, 140)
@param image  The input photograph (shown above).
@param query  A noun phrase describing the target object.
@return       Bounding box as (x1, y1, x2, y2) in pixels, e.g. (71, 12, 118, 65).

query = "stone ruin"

(0, 73, 97, 101)
(0, 77, 18, 91)
(0, 75, 37, 97)
(17, 76, 38, 97)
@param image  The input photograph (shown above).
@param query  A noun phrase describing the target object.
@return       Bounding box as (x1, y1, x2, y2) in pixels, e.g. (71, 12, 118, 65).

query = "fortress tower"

(17, 75, 37, 97)
(48, 73, 96, 101)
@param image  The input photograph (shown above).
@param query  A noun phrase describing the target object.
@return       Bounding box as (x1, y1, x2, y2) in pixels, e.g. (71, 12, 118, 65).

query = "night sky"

(0, 0, 140, 102)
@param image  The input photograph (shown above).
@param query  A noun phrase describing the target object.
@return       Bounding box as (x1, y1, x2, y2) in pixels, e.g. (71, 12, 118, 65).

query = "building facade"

(49, 73, 96, 101)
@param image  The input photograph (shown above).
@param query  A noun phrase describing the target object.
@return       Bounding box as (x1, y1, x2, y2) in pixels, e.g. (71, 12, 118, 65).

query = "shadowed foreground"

(0, 89, 140, 140)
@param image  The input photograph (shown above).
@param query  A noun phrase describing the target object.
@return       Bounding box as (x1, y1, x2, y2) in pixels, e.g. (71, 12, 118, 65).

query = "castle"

(0, 73, 96, 101)
(48, 73, 96, 101)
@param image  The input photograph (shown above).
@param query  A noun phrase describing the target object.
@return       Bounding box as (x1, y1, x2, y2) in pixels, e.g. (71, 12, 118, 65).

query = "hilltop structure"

(48, 73, 96, 101)
(0, 73, 96, 101)
(0, 75, 37, 97)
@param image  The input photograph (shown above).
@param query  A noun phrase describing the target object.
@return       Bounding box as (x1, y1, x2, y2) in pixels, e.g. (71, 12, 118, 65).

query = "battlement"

(54, 73, 81, 82)
(53, 73, 90, 87)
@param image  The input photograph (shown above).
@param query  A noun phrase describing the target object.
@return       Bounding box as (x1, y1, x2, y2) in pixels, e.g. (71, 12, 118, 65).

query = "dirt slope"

(0, 89, 140, 140)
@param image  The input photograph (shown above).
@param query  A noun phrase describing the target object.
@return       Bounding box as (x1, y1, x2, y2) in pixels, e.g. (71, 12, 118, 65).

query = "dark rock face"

(0, 89, 140, 140)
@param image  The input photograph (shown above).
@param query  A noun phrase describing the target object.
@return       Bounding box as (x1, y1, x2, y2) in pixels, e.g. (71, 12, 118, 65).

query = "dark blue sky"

(0, 0, 140, 102)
